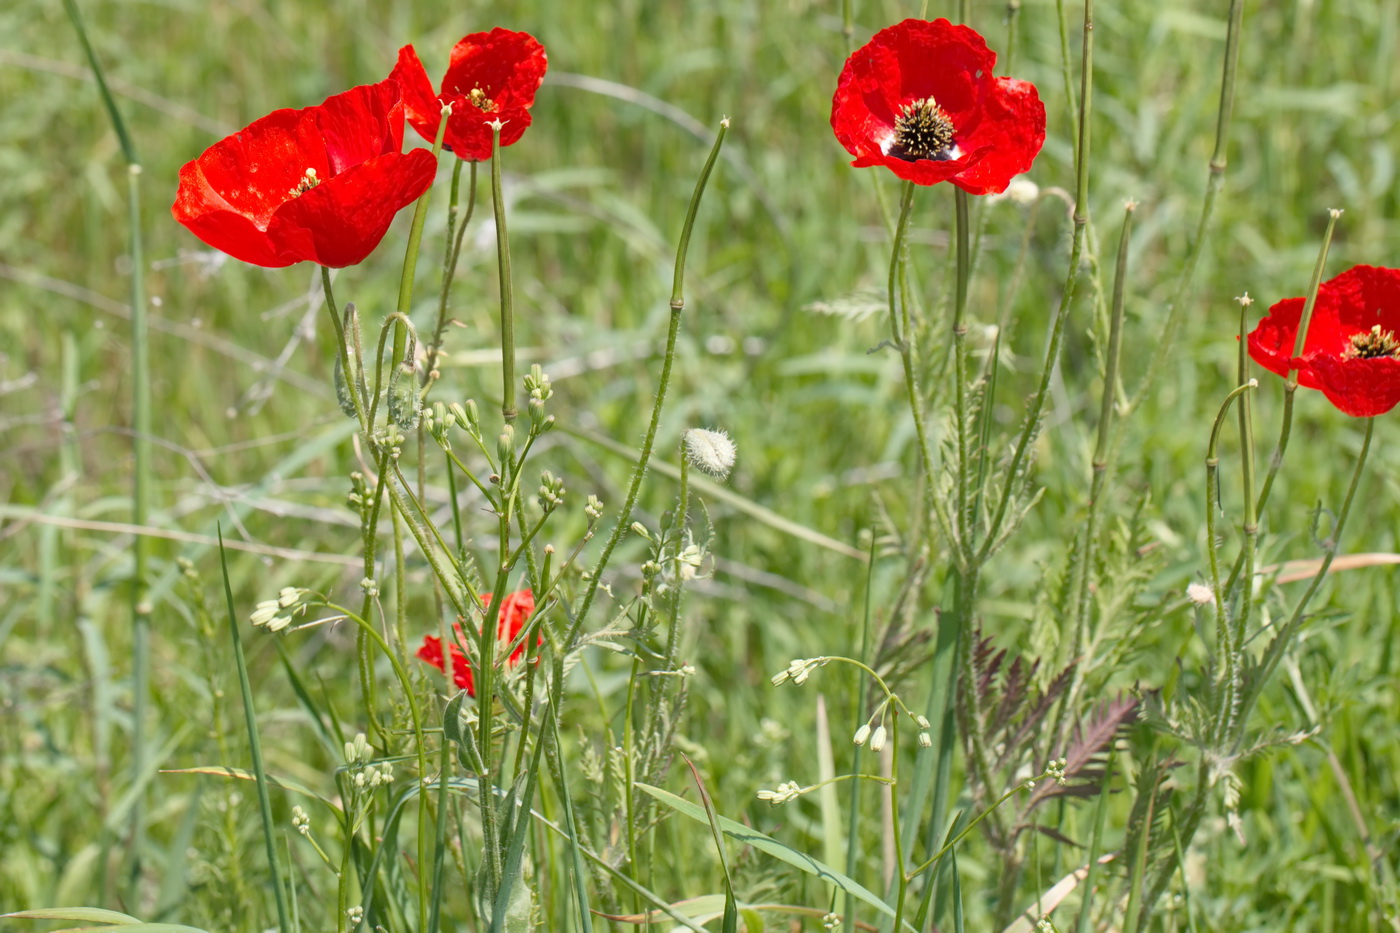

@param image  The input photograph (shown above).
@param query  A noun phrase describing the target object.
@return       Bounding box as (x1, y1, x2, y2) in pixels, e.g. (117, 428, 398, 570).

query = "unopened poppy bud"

(683, 428, 737, 480)
(869, 725, 887, 752)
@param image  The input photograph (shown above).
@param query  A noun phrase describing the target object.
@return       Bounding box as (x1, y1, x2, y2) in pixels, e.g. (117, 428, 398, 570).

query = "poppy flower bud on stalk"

(683, 428, 737, 481)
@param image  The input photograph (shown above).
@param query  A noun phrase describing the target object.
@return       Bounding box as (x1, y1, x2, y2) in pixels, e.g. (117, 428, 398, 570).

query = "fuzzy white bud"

(684, 428, 737, 480)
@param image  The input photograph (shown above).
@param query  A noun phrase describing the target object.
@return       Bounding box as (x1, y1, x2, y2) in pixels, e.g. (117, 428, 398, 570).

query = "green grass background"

(2, 0, 1399, 929)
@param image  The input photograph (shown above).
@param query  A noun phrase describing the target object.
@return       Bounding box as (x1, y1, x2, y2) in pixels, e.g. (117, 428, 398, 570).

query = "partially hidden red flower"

(1247, 265, 1400, 418)
(391, 28, 548, 162)
(417, 589, 538, 696)
(830, 18, 1046, 195)
(172, 78, 437, 268)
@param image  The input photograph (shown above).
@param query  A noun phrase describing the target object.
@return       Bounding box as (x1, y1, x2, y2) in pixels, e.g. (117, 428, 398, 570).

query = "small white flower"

(869, 725, 887, 753)
(1186, 582, 1216, 606)
(853, 724, 872, 746)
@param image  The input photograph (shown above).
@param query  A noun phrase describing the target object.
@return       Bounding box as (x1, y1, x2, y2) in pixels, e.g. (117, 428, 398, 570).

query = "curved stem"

(1225, 209, 1341, 594)
(1239, 416, 1374, 732)
(571, 119, 729, 642)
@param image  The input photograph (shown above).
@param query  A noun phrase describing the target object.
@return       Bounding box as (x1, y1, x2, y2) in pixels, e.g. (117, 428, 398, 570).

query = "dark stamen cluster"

(1343, 323, 1400, 360)
(890, 98, 956, 162)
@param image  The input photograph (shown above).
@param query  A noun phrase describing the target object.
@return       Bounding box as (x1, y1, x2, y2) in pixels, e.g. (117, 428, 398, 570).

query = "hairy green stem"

(425, 159, 479, 385)
(1129, 0, 1244, 412)
(570, 119, 728, 640)
(1221, 210, 1342, 608)
(393, 105, 450, 371)
(489, 123, 518, 421)
(978, 0, 1093, 561)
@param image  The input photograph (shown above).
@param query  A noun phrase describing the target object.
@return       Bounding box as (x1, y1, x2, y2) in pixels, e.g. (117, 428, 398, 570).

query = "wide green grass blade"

(682, 756, 739, 933)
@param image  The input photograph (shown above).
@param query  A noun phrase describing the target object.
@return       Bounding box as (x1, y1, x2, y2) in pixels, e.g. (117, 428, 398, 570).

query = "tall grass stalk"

(61, 0, 151, 892)
(1129, 0, 1245, 411)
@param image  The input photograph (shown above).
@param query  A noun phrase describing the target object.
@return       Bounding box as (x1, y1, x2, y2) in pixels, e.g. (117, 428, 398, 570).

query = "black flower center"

(890, 98, 956, 162)
(1343, 323, 1400, 360)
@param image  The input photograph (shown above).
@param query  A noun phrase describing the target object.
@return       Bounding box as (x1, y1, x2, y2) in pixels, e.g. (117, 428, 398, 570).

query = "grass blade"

(217, 528, 291, 933)
(636, 782, 911, 929)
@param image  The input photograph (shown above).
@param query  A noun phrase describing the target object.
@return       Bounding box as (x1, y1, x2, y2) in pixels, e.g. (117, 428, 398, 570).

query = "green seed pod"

(388, 364, 420, 430)
(333, 354, 358, 419)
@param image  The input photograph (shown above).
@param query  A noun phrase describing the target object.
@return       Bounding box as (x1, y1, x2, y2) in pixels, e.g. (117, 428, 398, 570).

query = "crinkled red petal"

(313, 79, 405, 172)
(391, 46, 452, 151)
(397, 29, 547, 161)
(267, 148, 436, 267)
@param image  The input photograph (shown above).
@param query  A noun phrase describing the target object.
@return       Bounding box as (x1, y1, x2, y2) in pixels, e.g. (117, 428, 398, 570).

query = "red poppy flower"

(830, 18, 1045, 195)
(391, 28, 548, 162)
(417, 589, 538, 696)
(172, 79, 436, 268)
(1248, 265, 1400, 417)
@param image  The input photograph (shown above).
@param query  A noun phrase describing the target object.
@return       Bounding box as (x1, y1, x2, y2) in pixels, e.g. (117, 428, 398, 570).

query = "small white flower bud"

(869, 725, 887, 753)
(249, 601, 280, 627)
(1186, 582, 1215, 606)
(914, 715, 931, 730)
(918, 732, 932, 748)
(853, 724, 871, 746)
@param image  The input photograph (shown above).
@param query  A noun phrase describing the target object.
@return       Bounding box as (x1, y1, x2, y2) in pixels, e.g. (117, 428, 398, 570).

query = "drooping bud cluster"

(770, 657, 828, 687)
(249, 586, 310, 633)
(756, 780, 804, 805)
